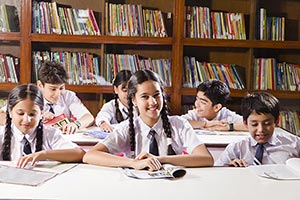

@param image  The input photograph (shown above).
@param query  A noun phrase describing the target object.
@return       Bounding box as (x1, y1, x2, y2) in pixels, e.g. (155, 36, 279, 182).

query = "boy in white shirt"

(182, 79, 247, 131)
(0, 61, 94, 134)
(215, 92, 300, 167)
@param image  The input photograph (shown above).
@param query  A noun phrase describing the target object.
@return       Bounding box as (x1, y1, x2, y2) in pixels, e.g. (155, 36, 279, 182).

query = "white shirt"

(181, 107, 243, 123)
(102, 115, 203, 157)
(95, 99, 138, 126)
(1, 90, 91, 121)
(44, 90, 91, 120)
(214, 129, 300, 166)
(0, 124, 78, 161)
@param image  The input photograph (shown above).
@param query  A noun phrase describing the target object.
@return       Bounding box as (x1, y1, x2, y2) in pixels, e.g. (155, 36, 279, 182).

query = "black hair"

(2, 84, 44, 160)
(127, 70, 175, 157)
(38, 61, 68, 85)
(241, 92, 280, 122)
(113, 70, 132, 123)
(196, 79, 230, 106)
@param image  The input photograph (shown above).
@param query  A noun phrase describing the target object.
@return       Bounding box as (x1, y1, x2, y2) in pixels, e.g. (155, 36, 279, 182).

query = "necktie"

(122, 108, 128, 119)
(149, 129, 159, 156)
(253, 143, 264, 165)
(48, 103, 55, 114)
(23, 136, 32, 155)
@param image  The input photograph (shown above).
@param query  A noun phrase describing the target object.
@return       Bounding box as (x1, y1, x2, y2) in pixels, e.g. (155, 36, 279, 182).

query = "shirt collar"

(249, 132, 278, 147)
(136, 116, 163, 137)
(12, 124, 36, 143)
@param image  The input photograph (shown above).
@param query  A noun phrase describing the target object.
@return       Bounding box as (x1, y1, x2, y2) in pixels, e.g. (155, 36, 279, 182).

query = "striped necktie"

(149, 129, 159, 156)
(253, 143, 264, 165)
(23, 136, 32, 155)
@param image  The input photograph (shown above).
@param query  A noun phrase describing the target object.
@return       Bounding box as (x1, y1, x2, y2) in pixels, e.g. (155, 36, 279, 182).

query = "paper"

(0, 161, 78, 186)
(0, 164, 57, 186)
(123, 164, 186, 179)
(83, 130, 109, 139)
(194, 129, 248, 135)
(248, 158, 300, 180)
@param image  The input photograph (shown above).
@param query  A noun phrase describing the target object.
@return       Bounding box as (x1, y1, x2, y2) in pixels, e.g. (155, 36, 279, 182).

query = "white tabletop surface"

(0, 163, 299, 200)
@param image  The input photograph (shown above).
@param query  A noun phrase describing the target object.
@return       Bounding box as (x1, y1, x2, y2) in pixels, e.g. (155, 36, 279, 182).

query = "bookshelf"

(0, 0, 299, 132)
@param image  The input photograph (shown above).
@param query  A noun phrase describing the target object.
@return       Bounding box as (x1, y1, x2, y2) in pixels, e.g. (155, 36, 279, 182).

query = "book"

(248, 158, 300, 180)
(44, 113, 70, 128)
(123, 164, 186, 179)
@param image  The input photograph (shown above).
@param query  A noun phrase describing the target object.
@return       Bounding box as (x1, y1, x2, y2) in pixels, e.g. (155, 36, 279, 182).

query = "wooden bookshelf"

(0, 0, 299, 124)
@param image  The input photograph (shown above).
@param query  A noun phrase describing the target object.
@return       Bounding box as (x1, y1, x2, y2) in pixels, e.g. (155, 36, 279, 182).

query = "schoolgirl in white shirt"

(0, 84, 85, 168)
(95, 70, 138, 132)
(84, 70, 213, 170)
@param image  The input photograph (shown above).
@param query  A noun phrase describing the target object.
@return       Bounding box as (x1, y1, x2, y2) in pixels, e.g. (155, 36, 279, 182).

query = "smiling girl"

(0, 84, 85, 168)
(83, 70, 213, 170)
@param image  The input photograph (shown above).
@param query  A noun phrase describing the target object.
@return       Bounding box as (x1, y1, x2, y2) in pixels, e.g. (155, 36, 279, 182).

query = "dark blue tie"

(149, 129, 159, 156)
(23, 136, 32, 155)
(253, 144, 264, 165)
(48, 103, 55, 114)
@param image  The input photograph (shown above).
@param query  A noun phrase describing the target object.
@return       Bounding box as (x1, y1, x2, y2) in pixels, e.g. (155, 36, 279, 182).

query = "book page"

(0, 164, 57, 186)
(123, 164, 186, 179)
(248, 163, 300, 180)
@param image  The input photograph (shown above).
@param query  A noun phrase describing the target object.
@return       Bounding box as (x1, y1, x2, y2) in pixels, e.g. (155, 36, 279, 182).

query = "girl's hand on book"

(17, 151, 46, 169)
(131, 157, 162, 171)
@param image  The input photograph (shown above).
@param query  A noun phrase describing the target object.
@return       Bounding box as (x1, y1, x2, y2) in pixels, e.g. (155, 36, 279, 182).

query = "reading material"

(44, 113, 70, 128)
(123, 164, 186, 179)
(248, 158, 300, 180)
(0, 161, 78, 186)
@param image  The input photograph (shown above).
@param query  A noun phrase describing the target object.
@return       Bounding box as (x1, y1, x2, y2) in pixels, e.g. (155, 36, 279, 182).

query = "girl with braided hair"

(84, 70, 213, 171)
(95, 70, 138, 132)
(0, 84, 85, 168)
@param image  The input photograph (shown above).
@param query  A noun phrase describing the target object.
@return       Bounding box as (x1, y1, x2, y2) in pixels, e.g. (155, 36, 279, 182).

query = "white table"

(0, 163, 299, 200)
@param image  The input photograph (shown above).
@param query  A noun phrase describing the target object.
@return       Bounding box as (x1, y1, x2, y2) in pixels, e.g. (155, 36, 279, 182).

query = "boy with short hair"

(215, 92, 300, 167)
(181, 79, 246, 131)
(0, 61, 94, 134)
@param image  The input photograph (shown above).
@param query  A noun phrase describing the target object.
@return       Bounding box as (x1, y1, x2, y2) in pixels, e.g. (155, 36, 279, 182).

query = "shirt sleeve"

(181, 109, 198, 120)
(43, 126, 78, 150)
(95, 100, 115, 126)
(63, 90, 92, 119)
(214, 143, 240, 166)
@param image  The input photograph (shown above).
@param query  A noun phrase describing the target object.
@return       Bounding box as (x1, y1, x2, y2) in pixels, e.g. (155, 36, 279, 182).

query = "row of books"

(279, 111, 300, 136)
(0, 54, 19, 83)
(183, 56, 245, 89)
(185, 6, 246, 40)
(105, 3, 169, 37)
(253, 58, 300, 91)
(32, 51, 101, 85)
(0, 4, 20, 32)
(258, 8, 285, 41)
(32, 1, 100, 35)
(104, 54, 172, 87)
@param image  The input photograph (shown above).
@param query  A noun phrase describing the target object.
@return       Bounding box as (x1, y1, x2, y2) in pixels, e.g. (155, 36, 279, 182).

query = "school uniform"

(1, 90, 91, 121)
(0, 124, 78, 161)
(181, 107, 243, 123)
(214, 130, 300, 166)
(102, 115, 203, 157)
(95, 99, 138, 126)
(44, 90, 91, 120)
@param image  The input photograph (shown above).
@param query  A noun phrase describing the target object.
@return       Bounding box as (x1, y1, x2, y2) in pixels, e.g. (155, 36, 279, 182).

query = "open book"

(123, 164, 186, 179)
(248, 158, 300, 180)
(0, 161, 77, 186)
(44, 113, 70, 128)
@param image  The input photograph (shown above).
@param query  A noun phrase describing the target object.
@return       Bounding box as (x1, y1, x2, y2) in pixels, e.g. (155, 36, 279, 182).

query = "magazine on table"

(44, 113, 70, 128)
(248, 158, 300, 180)
(123, 164, 186, 179)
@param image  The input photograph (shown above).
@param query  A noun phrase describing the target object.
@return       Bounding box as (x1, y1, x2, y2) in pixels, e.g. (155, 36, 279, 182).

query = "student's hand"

(98, 121, 114, 132)
(17, 151, 46, 168)
(62, 122, 78, 134)
(132, 152, 162, 171)
(42, 111, 55, 122)
(203, 120, 229, 131)
(229, 159, 248, 167)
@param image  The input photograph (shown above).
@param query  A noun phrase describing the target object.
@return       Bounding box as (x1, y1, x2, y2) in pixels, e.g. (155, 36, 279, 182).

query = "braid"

(161, 101, 176, 155)
(2, 111, 12, 160)
(35, 119, 43, 152)
(128, 98, 135, 157)
(114, 94, 124, 123)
